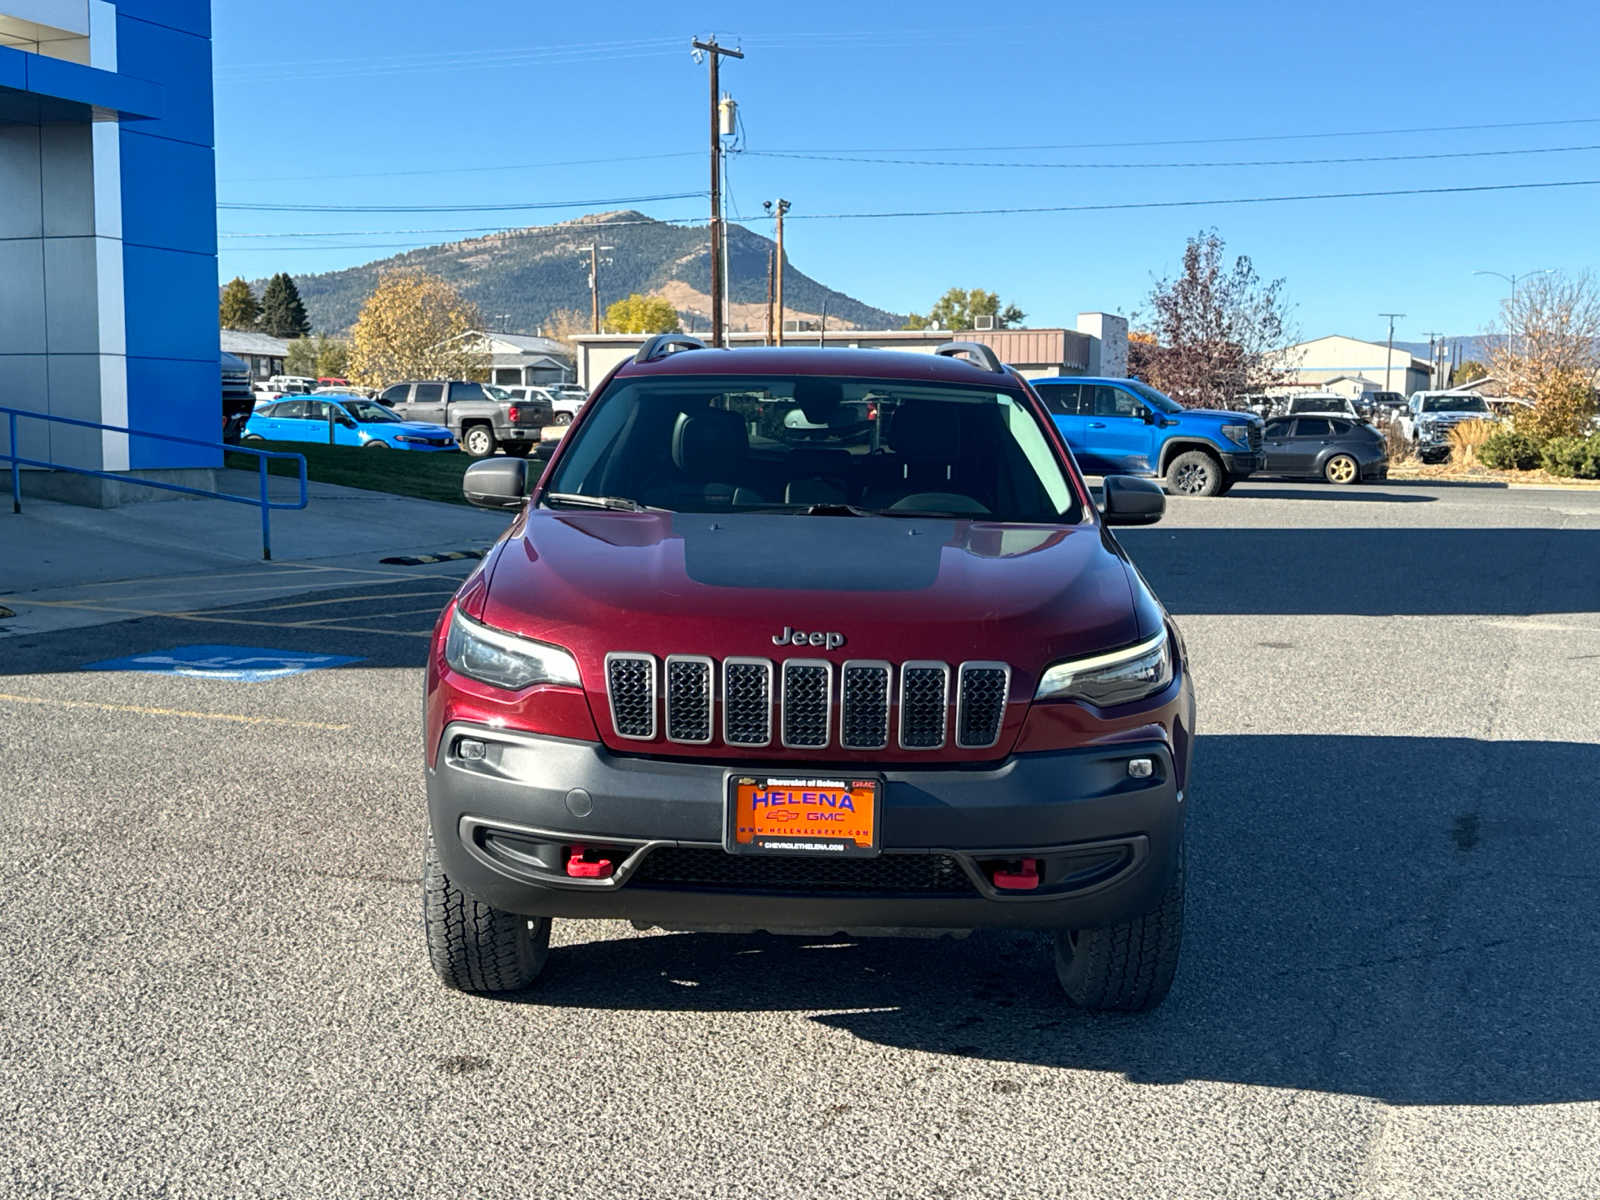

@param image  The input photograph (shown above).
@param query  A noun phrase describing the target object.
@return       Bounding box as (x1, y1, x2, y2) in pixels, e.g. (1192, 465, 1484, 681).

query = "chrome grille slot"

(840, 661, 891, 750)
(899, 661, 950, 750)
(781, 659, 832, 749)
(664, 655, 713, 744)
(956, 662, 1010, 749)
(605, 652, 655, 740)
(722, 658, 773, 747)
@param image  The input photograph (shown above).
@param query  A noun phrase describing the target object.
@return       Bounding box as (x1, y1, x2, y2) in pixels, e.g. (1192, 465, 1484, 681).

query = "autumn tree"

(904, 287, 1024, 331)
(543, 307, 589, 343)
(1135, 230, 1295, 407)
(605, 293, 680, 334)
(1485, 271, 1600, 437)
(1452, 359, 1489, 385)
(285, 335, 351, 379)
(347, 271, 485, 388)
(260, 272, 311, 339)
(219, 277, 260, 330)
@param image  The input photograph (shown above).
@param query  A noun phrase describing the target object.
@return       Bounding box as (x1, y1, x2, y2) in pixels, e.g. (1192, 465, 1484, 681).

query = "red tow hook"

(565, 845, 614, 879)
(992, 858, 1041, 891)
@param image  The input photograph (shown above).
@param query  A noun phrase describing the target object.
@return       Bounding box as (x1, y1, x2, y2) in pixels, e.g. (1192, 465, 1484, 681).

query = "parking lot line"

(0, 692, 350, 731)
(219, 590, 457, 615)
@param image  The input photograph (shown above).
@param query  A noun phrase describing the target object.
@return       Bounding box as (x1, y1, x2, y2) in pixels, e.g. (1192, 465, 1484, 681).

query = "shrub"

(1448, 419, 1498, 467)
(1540, 435, 1599, 478)
(1478, 430, 1546, 471)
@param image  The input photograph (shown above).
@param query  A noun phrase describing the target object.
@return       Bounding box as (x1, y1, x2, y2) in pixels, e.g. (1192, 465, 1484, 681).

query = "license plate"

(725, 775, 882, 857)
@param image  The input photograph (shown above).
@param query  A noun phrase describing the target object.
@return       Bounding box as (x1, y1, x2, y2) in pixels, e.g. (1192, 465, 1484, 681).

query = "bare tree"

(1485, 272, 1600, 437)
(1135, 230, 1296, 407)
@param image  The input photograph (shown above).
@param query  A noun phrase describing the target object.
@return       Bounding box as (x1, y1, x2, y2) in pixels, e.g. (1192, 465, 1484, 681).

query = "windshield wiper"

(542, 492, 649, 512)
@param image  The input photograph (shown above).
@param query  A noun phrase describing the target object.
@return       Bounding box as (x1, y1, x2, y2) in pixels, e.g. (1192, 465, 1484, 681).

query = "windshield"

(1421, 395, 1489, 414)
(1288, 398, 1348, 413)
(1123, 380, 1184, 414)
(483, 384, 513, 401)
(341, 400, 400, 423)
(543, 374, 1081, 523)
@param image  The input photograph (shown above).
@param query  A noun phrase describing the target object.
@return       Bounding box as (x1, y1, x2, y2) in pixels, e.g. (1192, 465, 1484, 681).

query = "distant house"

(1273, 335, 1432, 396)
(460, 332, 575, 387)
(220, 330, 290, 381)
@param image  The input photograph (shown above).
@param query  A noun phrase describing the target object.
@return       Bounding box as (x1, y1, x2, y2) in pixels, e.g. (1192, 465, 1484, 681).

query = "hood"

(1181, 409, 1260, 424)
(387, 421, 454, 437)
(480, 511, 1144, 756)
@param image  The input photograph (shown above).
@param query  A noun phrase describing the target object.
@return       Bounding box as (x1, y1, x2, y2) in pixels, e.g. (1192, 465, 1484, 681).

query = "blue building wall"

(115, 0, 218, 470)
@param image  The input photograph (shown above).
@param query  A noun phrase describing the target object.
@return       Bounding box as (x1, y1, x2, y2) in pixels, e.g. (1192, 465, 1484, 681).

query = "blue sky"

(213, 0, 1600, 345)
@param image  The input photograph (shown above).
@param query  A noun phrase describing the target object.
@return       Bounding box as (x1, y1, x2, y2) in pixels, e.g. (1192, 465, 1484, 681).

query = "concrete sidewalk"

(1, 468, 510, 594)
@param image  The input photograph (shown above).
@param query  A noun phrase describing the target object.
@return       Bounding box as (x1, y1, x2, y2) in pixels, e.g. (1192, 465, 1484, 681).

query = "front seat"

(663, 407, 750, 506)
(862, 400, 967, 508)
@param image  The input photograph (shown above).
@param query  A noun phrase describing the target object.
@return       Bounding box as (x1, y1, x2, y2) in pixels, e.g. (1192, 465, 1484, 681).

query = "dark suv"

(424, 337, 1194, 1011)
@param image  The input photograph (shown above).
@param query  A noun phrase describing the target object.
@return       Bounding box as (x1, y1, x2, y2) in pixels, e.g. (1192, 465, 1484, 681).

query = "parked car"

(379, 380, 551, 457)
(1367, 391, 1406, 418)
(426, 336, 1192, 1011)
(1031, 376, 1264, 496)
(501, 384, 583, 426)
(1280, 394, 1364, 421)
(221, 352, 254, 444)
(243, 396, 457, 451)
(1399, 391, 1498, 463)
(1260, 415, 1388, 484)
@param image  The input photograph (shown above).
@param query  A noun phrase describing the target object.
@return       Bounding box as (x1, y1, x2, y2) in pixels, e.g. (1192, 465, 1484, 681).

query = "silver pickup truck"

(378, 380, 552, 457)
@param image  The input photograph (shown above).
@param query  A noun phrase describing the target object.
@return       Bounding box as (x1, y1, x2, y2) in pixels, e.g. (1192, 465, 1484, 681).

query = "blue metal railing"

(1, 406, 308, 561)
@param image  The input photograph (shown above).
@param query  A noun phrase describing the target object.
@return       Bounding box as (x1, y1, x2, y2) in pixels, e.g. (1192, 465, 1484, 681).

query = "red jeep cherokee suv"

(424, 337, 1193, 1011)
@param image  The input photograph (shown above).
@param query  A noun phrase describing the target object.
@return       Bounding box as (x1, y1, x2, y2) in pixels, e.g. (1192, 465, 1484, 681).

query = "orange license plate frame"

(724, 774, 882, 857)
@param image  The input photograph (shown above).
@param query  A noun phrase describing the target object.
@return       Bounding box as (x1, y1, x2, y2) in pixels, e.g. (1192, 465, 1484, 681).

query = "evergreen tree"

(219, 277, 260, 330)
(260, 272, 312, 338)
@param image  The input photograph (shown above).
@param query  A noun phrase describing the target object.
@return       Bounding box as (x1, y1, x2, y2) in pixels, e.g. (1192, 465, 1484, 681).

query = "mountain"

(1396, 337, 1494, 364)
(261, 211, 904, 337)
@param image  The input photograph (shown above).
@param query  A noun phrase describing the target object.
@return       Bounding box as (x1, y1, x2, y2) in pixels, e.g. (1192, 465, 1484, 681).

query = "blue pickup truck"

(1030, 377, 1264, 496)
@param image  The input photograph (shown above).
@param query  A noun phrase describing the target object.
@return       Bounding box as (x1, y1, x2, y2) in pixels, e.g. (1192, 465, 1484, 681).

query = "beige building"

(1273, 335, 1432, 396)
(571, 313, 1129, 390)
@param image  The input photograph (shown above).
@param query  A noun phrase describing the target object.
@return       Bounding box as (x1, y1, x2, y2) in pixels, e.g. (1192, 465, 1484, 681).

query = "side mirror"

(462, 458, 528, 509)
(1101, 475, 1165, 526)
(1140, 407, 1159, 424)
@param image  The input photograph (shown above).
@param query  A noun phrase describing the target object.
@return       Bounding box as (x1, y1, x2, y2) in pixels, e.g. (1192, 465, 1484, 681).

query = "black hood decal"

(675, 514, 951, 592)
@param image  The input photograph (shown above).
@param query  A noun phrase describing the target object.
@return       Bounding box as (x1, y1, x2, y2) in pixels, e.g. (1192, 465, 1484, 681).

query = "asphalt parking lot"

(2, 479, 1598, 1199)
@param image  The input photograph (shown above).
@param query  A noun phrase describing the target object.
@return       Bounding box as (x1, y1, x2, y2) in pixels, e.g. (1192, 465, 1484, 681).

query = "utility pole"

(692, 36, 743, 347)
(1422, 331, 1445, 388)
(1379, 312, 1405, 393)
(768, 244, 780, 347)
(580, 241, 613, 333)
(763, 198, 791, 345)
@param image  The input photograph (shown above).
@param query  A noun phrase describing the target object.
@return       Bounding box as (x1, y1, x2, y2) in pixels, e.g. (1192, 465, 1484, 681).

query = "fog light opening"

(457, 737, 487, 761)
(1127, 757, 1154, 779)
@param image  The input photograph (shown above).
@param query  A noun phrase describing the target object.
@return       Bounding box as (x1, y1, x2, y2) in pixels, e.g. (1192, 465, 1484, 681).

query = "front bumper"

(1220, 450, 1262, 477)
(427, 724, 1185, 933)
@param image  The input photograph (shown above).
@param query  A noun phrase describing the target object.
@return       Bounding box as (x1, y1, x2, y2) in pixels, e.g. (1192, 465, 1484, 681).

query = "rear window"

(544, 374, 1081, 524)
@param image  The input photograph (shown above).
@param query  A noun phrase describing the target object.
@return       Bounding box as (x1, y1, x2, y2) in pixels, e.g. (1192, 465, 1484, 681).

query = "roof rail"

(933, 340, 1005, 374)
(633, 333, 709, 365)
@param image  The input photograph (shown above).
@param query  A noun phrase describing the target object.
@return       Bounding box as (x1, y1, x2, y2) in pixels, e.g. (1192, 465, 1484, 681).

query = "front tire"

(1164, 450, 1224, 497)
(364, 439, 389, 450)
(1323, 453, 1358, 485)
(423, 830, 551, 995)
(1054, 844, 1184, 1012)
(461, 425, 497, 458)
(554, 412, 573, 426)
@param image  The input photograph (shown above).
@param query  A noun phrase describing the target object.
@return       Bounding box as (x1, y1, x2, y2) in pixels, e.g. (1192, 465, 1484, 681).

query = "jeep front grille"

(604, 654, 1010, 751)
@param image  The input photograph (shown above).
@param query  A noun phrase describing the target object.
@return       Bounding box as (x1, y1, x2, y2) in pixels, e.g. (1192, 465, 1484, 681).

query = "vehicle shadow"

(1226, 484, 1435, 502)
(1114, 526, 1600, 616)
(526, 734, 1600, 1107)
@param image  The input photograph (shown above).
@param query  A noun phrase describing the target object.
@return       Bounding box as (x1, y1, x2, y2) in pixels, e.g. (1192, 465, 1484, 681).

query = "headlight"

(1035, 629, 1173, 706)
(444, 607, 580, 691)
(1220, 423, 1252, 448)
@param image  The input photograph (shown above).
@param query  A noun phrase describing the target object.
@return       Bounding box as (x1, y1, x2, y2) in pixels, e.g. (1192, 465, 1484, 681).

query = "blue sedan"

(243, 396, 457, 452)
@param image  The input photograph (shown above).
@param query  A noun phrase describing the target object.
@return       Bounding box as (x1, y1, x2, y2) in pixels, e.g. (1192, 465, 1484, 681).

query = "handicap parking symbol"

(82, 644, 364, 682)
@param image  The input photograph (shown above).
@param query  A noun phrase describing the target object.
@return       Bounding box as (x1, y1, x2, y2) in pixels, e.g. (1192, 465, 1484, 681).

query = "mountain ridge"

(256, 211, 905, 337)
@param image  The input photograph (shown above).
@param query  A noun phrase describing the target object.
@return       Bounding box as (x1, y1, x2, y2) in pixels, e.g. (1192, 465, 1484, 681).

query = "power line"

(758, 115, 1600, 155)
(217, 190, 705, 214)
(781, 178, 1600, 221)
(220, 151, 699, 186)
(745, 142, 1600, 171)
(219, 217, 708, 239)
